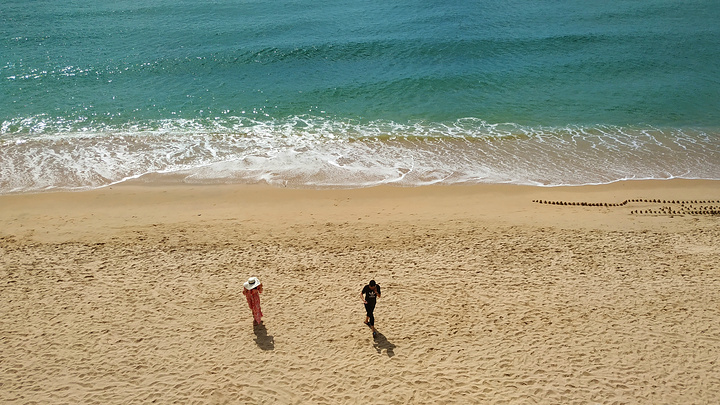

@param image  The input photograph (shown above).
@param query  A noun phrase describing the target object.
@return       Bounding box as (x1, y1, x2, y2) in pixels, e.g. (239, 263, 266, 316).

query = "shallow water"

(2, 0, 719, 192)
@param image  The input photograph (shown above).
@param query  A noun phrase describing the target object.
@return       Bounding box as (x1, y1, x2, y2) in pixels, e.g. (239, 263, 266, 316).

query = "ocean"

(2, 0, 719, 193)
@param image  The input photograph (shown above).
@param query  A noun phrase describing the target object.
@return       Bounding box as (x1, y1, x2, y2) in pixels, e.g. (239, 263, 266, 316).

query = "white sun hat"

(244, 276, 261, 290)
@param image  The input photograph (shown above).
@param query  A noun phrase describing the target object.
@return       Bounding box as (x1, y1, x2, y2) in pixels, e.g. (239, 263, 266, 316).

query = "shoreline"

(1, 178, 719, 243)
(1, 178, 719, 403)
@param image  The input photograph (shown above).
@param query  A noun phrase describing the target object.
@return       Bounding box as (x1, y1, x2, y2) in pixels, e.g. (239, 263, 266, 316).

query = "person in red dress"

(243, 276, 263, 325)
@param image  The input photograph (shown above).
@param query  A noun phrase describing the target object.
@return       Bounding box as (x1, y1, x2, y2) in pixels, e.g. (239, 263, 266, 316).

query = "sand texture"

(1, 180, 719, 404)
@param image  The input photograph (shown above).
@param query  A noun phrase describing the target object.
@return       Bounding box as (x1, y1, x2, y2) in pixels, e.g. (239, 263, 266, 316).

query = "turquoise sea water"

(2, 0, 719, 192)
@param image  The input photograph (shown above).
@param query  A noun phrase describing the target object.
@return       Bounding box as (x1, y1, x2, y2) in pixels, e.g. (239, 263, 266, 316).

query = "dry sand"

(1, 179, 719, 404)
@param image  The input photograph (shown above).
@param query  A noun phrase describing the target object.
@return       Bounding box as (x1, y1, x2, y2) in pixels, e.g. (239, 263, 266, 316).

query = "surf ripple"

(1, 116, 718, 193)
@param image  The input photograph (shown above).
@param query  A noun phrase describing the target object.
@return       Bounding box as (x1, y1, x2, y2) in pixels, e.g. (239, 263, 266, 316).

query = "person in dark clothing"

(360, 280, 381, 337)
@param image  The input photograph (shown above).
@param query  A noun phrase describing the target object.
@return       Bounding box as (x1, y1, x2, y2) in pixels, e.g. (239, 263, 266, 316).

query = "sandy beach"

(1, 179, 719, 404)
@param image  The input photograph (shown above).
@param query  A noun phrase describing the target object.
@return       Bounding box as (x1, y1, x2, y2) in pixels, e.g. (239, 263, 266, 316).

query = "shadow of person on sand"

(372, 332, 396, 357)
(253, 323, 275, 351)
